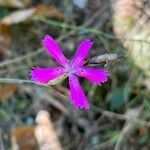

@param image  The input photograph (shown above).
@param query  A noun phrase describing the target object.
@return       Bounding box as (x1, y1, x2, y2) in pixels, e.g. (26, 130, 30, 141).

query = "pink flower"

(30, 35, 109, 110)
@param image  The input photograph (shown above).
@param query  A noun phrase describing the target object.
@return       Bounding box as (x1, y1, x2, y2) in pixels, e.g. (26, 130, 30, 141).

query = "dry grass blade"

(88, 53, 125, 65)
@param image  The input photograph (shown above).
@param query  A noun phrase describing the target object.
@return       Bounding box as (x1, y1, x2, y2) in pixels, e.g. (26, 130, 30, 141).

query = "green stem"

(0, 78, 37, 85)
(40, 18, 150, 44)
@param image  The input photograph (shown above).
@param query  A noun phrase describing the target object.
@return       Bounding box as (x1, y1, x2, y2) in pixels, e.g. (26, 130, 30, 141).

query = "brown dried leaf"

(0, 84, 17, 100)
(11, 126, 37, 150)
(35, 4, 64, 19)
(139, 126, 148, 136)
(0, 24, 12, 55)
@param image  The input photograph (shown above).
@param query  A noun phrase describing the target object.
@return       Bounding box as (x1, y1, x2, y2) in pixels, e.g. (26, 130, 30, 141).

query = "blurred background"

(0, 0, 149, 149)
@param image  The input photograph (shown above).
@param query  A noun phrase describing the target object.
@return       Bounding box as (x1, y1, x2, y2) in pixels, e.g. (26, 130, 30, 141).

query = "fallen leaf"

(35, 110, 62, 150)
(139, 126, 148, 136)
(0, 24, 12, 56)
(0, 0, 31, 8)
(11, 126, 38, 150)
(0, 4, 64, 25)
(1, 8, 36, 25)
(0, 84, 17, 100)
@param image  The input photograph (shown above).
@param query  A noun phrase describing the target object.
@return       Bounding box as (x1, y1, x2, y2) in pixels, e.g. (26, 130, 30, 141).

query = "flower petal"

(75, 67, 109, 84)
(30, 67, 67, 84)
(42, 35, 69, 67)
(71, 40, 93, 67)
(69, 74, 89, 109)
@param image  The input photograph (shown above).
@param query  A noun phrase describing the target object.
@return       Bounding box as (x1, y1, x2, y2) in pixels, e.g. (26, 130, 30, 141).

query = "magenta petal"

(71, 40, 93, 67)
(42, 35, 69, 67)
(69, 74, 89, 110)
(30, 67, 66, 84)
(75, 67, 109, 84)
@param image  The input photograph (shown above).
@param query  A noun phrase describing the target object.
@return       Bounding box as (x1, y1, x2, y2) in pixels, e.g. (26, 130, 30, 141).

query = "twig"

(114, 108, 142, 150)
(36, 88, 69, 115)
(0, 130, 5, 150)
(88, 139, 114, 149)
(91, 105, 150, 127)
(83, 4, 108, 27)
(0, 48, 43, 68)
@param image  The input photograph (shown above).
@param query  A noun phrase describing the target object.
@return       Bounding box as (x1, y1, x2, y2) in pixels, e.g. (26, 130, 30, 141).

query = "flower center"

(65, 64, 75, 76)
